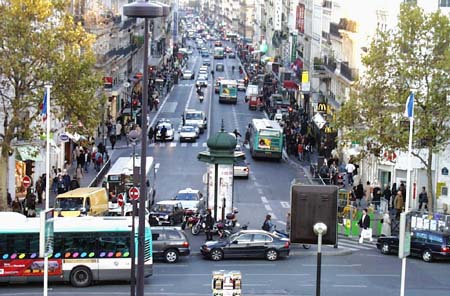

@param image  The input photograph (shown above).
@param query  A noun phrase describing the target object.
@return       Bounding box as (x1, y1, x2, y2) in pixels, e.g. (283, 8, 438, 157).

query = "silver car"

(179, 125, 199, 142)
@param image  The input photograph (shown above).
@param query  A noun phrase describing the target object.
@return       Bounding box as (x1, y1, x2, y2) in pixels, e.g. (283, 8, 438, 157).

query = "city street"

(4, 39, 450, 296)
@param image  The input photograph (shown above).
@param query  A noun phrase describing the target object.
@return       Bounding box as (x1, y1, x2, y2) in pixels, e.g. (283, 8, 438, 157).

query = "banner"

(0, 259, 62, 277)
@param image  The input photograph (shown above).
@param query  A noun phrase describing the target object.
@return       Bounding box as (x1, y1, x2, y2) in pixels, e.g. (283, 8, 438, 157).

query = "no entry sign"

(23, 175, 32, 188)
(129, 187, 140, 200)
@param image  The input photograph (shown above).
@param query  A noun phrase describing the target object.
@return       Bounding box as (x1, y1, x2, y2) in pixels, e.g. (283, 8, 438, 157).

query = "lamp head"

(123, 1, 164, 18)
(313, 222, 327, 236)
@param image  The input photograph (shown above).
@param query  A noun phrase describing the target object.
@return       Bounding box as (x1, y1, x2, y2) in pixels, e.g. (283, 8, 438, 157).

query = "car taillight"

(441, 247, 450, 253)
(284, 241, 290, 248)
(182, 241, 189, 248)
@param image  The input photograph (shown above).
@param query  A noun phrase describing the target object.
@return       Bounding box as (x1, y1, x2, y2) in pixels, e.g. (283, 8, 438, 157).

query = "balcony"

(96, 44, 139, 67)
(324, 57, 336, 72)
(340, 62, 359, 81)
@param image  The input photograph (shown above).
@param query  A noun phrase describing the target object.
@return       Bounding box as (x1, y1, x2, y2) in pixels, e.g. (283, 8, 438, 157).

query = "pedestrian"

(116, 121, 122, 140)
(262, 214, 274, 232)
(12, 196, 23, 213)
(148, 126, 154, 143)
(84, 148, 90, 173)
(110, 134, 117, 150)
(345, 162, 356, 186)
(355, 181, 364, 207)
(160, 125, 167, 142)
(329, 161, 338, 185)
(358, 208, 372, 244)
(232, 129, 241, 138)
(205, 209, 215, 241)
(394, 191, 404, 220)
(391, 183, 397, 209)
(381, 212, 391, 237)
(57, 174, 66, 194)
(418, 186, 428, 211)
(62, 170, 71, 191)
(285, 212, 291, 237)
(383, 184, 392, 210)
(297, 142, 304, 161)
(76, 164, 83, 182)
(25, 189, 36, 217)
(35, 176, 43, 204)
(70, 176, 80, 190)
(153, 125, 158, 143)
(7, 190, 12, 207)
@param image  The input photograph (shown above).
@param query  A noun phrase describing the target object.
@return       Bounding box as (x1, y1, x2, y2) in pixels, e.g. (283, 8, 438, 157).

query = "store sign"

(317, 103, 327, 112)
(291, 34, 297, 62)
(296, 4, 305, 33)
(217, 165, 233, 222)
(301, 71, 310, 92)
(103, 77, 113, 90)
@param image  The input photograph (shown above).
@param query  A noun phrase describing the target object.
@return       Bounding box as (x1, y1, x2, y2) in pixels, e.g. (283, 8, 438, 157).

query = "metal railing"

(88, 157, 111, 187)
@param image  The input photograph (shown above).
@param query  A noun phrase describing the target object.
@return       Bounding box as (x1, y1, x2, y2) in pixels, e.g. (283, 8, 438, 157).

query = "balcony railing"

(340, 62, 358, 81)
(325, 58, 336, 72)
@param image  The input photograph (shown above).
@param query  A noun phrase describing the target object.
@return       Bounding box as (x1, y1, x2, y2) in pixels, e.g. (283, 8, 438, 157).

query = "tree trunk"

(427, 147, 434, 212)
(0, 152, 9, 211)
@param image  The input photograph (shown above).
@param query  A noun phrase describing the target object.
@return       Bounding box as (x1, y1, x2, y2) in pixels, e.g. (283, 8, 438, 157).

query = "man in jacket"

(418, 187, 428, 211)
(205, 209, 215, 241)
(358, 209, 372, 243)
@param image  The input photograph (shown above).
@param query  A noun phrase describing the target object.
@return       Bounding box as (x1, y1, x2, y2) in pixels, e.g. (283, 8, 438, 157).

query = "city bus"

(219, 80, 238, 104)
(214, 46, 224, 59)
(103, 156, 156, 211)
(249, 118, 283, 160)
(0, 212, 152, 287)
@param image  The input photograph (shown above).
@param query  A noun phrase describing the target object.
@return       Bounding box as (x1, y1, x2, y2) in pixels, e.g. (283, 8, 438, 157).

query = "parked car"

(200, 230, 290, 261)
(173, 188, 205, 211)
(233, 159, 249, 178)
(215, 63, 225, 72)
(152, 226, 190, 263)
(376, 230, 450, 262)
(182, 69, 195, 80)
(155, 119, 175, 141)
(179, 125, 199, 142)
(149, 200, 185, 226)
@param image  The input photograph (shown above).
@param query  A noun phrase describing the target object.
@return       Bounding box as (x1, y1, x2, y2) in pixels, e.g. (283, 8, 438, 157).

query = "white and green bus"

(249, 118, 283, 160)
(219, 80, 238, 104)
(0, 212, 152, 287)
(214, 46, 224, 59)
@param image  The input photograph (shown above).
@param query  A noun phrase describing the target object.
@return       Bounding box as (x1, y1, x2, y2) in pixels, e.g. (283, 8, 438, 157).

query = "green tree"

(0, 0, 103, 210)
(337, 4, 450, 211)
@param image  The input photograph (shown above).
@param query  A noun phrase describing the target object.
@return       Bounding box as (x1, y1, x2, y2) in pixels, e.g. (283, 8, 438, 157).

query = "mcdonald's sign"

(324, 126, 334, 134)
(317, 103, 327, 112)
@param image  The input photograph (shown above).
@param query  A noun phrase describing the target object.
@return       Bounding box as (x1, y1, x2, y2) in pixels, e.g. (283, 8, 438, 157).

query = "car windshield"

(184, 70, 192, 74)
(175, 193, 198, 200)
(152, 204, 173, 212)
(181, 126, 195, 132)
(55, 197, 83, 210)
(185, 113, 202, 120)
(158, 122, 172, 129)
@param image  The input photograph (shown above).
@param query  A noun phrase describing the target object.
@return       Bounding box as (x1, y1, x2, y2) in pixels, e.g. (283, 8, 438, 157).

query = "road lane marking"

(169, 142, 177, 147)
(280, 201, 290, 208)
(254, 182, 260, 186)
(159, 143, 166, 147)
(336, 274, 400, 277)
(149, 85, 174, 127)
(181, 143, 187, 147)
(214, 263, 276, 266)
(264, 204, 272, 211)
(149, 143, 155, 147)
(333, 284, 368, 288)
(337, 241, 374, 250)
(202, 142, 207, 147)
(278, 221, 286, 225)
(185, 85, 195, 110)
(257, 188, 264, 195)
(192, 142, 198, 147)
(302, 264, 362, 267)
(261, 196, 268, 203)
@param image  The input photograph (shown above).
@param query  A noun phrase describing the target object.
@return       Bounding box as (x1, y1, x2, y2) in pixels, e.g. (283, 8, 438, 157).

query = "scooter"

(198, 94, 204, 103)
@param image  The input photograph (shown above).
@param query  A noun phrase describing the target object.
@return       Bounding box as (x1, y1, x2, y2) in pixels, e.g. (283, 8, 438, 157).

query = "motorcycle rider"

(205, 209, 215, 241)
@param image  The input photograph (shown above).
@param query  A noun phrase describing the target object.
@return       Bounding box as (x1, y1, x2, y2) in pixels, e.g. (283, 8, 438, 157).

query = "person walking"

(204, 209, 215, 241)
(345, 162, 356, 186)
(381, 212, 391, 237)
(262, 214, 274, 232)
(148, 126, 154, 143)
(109, 134, 117, 150)
(394, 191, 404, 220)
(383, 184, 392, 210)
(35, 176, 44, 204)
(12, 196, 23, 213)
(358, 209, 372, 244)
(418, 186, 428, 211)
(285, 212, 291, 237)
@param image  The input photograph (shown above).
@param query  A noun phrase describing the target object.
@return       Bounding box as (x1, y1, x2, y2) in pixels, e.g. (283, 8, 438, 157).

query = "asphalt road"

(7, 40, 450, 295)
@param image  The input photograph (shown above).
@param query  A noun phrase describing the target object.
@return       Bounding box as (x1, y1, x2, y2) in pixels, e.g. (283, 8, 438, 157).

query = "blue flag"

(404, 92, 414, 118)
(41, 90, 47, 121)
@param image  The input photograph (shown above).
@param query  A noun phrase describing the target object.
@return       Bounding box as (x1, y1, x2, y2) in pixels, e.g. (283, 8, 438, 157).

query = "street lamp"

(313, 222, 327, 296)
(127, 129, 140, 296)
(123, 2, 166, 296)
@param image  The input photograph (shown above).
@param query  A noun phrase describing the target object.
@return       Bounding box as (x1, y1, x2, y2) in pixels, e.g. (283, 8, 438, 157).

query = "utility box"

(290, 182, 338, 245)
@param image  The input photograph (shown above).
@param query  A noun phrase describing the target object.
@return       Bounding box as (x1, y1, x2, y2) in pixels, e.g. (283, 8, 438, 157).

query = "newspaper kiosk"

(212, 270, 242, 296)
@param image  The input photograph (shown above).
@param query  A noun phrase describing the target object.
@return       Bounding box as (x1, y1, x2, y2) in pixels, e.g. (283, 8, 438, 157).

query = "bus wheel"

(70, 266, 93, 287)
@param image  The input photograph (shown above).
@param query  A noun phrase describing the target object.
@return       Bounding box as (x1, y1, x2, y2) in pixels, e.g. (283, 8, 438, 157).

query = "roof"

(106, 156, 154, 176)
(156, 200, 182, 205)
(185, 109, 203, 114)
(56, 187, 106, 198)
(0, 214, 140, 233)
(177, 188, 200, 194)
(251, 118, 282, 131)
(220, 80, 237, 85)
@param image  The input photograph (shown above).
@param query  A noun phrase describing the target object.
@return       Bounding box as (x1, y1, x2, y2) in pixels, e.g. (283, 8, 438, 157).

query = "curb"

(189, 247, 353, 257)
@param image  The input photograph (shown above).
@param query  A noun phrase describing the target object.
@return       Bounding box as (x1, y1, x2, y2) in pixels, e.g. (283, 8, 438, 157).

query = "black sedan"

(149, 201, 185, 226)
(200, 230, 290, 261)
(376, 230, 450, 262)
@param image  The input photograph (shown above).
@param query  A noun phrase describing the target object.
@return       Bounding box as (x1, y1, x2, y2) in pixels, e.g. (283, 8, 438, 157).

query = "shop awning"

(16, 146, 42, 161)
(283, 80, 299, 90)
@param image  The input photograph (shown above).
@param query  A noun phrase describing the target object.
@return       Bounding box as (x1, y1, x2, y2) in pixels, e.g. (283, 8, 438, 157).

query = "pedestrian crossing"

(337, 235, 378, 251)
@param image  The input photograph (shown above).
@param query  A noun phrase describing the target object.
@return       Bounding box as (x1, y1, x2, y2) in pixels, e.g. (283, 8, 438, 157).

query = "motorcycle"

(217, 221, 248, 239)
(191, 213, 218, 235)
(181, 209, 199, 230)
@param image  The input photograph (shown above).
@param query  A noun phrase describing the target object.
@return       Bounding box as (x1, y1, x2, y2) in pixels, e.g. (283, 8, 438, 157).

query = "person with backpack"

(262, 214, 274, 232)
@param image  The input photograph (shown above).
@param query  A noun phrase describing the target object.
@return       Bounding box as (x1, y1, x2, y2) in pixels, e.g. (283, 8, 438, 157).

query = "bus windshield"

(55, 198, 83, 210)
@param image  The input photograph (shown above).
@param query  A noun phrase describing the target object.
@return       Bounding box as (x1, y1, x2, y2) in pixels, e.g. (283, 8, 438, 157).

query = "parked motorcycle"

(182, 209, 200, 230)
(217, 221, 248, 239)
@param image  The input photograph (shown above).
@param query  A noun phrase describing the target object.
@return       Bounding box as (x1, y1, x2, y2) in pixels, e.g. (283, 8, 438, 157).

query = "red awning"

(283, 80, 299, 90)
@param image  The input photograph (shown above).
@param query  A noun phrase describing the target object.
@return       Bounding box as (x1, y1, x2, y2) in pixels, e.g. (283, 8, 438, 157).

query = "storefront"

(15, 146, 42, 200)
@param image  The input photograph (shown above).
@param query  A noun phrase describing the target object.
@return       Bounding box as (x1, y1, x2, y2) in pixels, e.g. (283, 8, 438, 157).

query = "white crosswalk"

(148, 142, 208, 148)
(337, 235, 378, 251)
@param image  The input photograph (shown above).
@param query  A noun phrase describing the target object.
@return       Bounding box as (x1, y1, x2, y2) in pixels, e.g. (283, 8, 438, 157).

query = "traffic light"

(25, 160, 35, 176)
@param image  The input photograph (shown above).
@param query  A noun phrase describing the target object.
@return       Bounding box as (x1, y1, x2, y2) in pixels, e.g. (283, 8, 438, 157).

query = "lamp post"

(313, 222, 328, 296)
(123, 2, 167, 296)
(127, 129, 140, 296)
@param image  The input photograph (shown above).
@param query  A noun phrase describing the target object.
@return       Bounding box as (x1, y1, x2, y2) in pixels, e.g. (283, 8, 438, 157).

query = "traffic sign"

(23, 175, 32, 188)
(59, 133, 69, 142)
(117, 193, 124, 207)
(129, 187, 140, 200)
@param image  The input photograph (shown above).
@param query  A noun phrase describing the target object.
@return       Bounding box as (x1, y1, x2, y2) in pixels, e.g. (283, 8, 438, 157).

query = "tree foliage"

(0, 0, 104, 210)
(336, 4, 450, 209)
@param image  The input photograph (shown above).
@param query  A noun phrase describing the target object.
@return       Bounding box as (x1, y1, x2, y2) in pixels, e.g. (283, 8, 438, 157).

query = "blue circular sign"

(59, 134, 69, 142)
